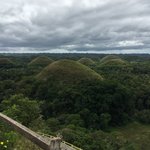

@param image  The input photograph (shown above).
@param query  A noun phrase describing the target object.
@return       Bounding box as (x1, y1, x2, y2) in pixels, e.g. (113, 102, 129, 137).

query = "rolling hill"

(0, 58, 14, 66)
(100, 55, 120, 63)
(78, 58, 95, 66)
(36, 59, 103, 83)
(100, 58, 127, 66)
(28, 56, 53, 67)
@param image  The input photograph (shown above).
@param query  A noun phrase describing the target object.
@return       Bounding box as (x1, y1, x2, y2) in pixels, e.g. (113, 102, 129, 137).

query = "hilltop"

(28, 56, 53, 67)
(100, 55, 127, 66)
(78, 58, 95, 66)
(100, 55, 120, 63)
(100, 58, 127, 66)
(36, 59, 103, 83)
(0, 58, 14, 66)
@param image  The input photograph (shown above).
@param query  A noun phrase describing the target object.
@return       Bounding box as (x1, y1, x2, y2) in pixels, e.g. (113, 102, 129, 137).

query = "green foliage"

(0, 94, 41, 126)
(99, 113, 111, 129)
(0, 122, 18, 150)
(0, 80, 16, 103)
(59, 127, 137, 150)
(1, 54, 150, 150)
(37, 79, 134, 129)
(14, 135, 42, 150)
(0, 131, 17, 150)
(46, 118, 60, 131)
(112, 122, 150, 150)
(135, 109, 150, 124)
(57, 114, 84, 127)
(0, 58, 14, 67)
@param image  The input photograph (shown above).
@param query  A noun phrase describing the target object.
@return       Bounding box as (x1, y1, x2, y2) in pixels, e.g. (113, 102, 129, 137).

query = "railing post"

(0, 113, 82, 150)
(48, 138, 62, 150)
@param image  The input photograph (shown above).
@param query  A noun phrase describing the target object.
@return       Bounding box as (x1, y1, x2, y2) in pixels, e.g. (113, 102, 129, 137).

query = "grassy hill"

(78, 57, 95, 66)
(36, 59, 103, 83)
(0, 58, 14, 66)
(99, 55, 128, 66)
(100, 58, 127, 66)
(100, 55, 120, 63)
(28, 56, 53, 67)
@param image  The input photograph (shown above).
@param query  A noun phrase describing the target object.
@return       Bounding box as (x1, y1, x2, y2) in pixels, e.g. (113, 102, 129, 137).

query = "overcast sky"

(0, 0, 150, 53)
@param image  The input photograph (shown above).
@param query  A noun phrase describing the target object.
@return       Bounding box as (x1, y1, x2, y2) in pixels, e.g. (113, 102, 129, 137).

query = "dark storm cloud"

(0, 0, 150, 53)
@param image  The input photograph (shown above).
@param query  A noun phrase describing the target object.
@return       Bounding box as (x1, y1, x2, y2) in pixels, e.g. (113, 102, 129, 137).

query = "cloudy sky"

(0, 0, 150, 53)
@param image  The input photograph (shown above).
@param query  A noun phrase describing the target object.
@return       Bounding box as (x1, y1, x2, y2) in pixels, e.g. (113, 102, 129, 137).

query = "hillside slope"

(36, 59, 103, 83)
(28, 56, 53, 67)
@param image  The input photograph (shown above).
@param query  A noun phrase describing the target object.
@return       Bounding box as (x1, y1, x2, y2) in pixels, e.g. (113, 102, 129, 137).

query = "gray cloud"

(0, 0, 150, 53)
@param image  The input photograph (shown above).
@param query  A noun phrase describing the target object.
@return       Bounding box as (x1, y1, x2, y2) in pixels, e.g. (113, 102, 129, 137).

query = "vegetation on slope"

(36, 59, 103, 83)
(28, 56, 53, 67)
(0, 58, 14, 67)
(100, 58, 127, 66)
(100, 55, 120, 63)
(112, 122, 150, 150)
(0, 54, 150, 150)
(78, 57, 95, 66)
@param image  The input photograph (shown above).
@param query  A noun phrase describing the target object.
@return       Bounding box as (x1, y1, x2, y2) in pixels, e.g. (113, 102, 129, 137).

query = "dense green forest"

(0, 53, 150, 150)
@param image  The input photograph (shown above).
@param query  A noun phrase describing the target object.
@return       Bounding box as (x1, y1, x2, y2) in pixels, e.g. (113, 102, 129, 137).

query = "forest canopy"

(0, 54, 150, 150)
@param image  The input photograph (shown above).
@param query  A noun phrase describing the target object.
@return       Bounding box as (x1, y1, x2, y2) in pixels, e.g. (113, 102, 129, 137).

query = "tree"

(0, 94, 41, 126)
(99, 113, 111, 130)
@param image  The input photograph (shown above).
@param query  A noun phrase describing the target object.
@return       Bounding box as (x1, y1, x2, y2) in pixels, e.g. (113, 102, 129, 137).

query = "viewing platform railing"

(0, 113, 83, 150)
